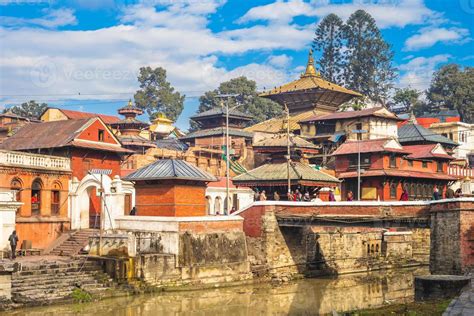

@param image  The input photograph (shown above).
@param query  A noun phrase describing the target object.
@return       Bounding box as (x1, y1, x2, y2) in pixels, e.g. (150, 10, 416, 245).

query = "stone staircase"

(50, 229, 98, 256)
(11, 259, 117, 305)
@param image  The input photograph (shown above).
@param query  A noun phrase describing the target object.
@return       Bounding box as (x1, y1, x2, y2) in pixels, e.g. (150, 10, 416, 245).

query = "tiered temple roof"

(259, 50, 362, 113)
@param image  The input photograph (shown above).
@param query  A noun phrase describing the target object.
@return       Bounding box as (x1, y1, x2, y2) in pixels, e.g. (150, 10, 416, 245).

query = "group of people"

(254, 189, 336, 202)
(399, 186, 463, 201)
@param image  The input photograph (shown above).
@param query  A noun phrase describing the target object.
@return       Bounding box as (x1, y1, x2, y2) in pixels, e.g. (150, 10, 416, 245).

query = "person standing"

(400, 188, 409, 201)
(454, 188, 462, 198)
(328, 189, 336, 202)
(445, 187, 454, 199)
(259, 190, 267, 201)
(432, 187, 441, 200)
(347, 191, 354, 201)
(8, 230, 19, 260)
(273, 191, 280, 201)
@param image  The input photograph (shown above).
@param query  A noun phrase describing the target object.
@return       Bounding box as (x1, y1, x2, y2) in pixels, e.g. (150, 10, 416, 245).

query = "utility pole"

(285, 103, 291, 197)
(351, 128, 367, 200)
(217, 94, 240, 215)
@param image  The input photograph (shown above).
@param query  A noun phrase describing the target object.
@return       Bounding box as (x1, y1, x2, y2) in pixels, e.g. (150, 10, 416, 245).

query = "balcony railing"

(0, 150, 71, 171)
(448, 165, 474, 179)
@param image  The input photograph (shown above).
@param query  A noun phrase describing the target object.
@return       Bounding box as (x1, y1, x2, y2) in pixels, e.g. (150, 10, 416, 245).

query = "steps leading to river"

(50, 229, 98, 256)
(11, 259, 116, 305)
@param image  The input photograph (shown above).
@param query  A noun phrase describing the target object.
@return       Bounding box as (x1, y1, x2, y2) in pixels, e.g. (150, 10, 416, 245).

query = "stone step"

(13, 279, 100, 291)
(14, 266, 103, 277)
(13, 272, 107, 283)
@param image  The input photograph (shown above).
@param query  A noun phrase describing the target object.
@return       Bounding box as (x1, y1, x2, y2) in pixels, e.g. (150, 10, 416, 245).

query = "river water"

(5, 267, 428, 316)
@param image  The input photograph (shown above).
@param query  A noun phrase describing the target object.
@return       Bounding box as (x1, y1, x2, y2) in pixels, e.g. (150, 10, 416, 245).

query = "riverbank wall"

(97, 215, 252, 288)
(238, 201, 433, 280)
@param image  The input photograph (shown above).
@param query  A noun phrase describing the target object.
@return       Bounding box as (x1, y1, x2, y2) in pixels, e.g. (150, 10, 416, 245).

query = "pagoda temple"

(110, 100, 156, 153)
(246, 50, 362, 134)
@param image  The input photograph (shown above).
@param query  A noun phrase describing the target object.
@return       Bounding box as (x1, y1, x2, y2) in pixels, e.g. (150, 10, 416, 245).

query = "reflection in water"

(5, 267, 428, 316)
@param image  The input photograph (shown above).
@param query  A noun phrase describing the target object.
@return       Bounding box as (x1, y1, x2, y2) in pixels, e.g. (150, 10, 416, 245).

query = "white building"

(205, 178, 254, 215)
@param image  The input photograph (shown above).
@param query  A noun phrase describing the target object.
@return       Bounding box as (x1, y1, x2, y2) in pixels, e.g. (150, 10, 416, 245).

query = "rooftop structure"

(233, 161, 339, 188)
(190, 107, 253, 130)
(398, 123, 458, 148)
(125, 158, 217, 182)
(40, 107, 120, 124)
(110, 100, 155, 152)
(259, 50, 362, 113)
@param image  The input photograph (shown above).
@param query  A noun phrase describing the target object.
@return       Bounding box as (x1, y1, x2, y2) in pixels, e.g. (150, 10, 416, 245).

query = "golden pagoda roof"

(260, 50, 362, 98)
(259, 50, 362, 111)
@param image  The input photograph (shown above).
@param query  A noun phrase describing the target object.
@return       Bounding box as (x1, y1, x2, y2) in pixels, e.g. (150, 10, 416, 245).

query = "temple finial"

(302, 49, 320, 78)
(128, 99, 133, 107)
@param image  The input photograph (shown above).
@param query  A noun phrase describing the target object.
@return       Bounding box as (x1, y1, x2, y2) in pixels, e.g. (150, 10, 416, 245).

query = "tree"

(134, 66, 185, 121)
(343, 10, 397, 105)
(392, 88, 424, 115)
(3, 100, 47, 119)
(194, 77, 282, 127)
(426, 64, 474, 123)
(312, 13, 345, 83)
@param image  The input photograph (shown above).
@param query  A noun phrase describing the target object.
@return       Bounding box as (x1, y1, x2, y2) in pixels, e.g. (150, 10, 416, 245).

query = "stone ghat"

(0, 257, 125, 310)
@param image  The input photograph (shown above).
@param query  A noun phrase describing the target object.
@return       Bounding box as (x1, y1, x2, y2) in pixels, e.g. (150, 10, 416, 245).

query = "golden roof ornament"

(301, 49, 320, 78)
(128, 99, 133, 107)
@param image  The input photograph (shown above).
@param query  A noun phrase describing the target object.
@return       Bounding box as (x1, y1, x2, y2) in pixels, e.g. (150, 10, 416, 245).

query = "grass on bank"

(348, 299, 451, 316)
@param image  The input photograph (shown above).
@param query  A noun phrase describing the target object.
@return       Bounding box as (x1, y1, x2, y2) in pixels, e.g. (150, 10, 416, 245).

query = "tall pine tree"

(312, 13, 345, 83)
(343, 10, 396, 105)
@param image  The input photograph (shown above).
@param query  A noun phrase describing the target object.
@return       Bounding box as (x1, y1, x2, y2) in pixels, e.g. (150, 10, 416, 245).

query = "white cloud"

(267, 54, 293, 68)
(398, 54, 451, 90)
(0, 8, 77, 28)
(239, 0, 438, 29)
(404, 27, 471, 51)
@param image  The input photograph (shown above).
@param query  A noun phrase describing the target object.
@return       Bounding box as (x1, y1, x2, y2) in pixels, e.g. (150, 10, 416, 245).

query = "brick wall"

(134, 183, 207, 217)
(71, 148, 121, 179)
(430, 199, 474, 274)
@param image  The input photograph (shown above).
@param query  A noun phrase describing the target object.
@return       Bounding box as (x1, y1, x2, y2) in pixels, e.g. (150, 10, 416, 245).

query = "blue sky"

(0, 0, 473, 130)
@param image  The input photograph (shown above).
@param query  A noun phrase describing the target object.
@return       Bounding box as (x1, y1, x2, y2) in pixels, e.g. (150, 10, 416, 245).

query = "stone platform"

(444, 274, 474, 316)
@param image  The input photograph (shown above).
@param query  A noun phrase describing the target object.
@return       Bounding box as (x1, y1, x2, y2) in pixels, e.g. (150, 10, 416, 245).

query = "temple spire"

(302, 49, 320, 78)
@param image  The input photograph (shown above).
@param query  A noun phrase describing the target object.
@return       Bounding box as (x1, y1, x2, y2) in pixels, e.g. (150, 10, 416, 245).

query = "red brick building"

(333, 138, 457, 201)
(125, 159, 217, 216)
(0, 117, 133, 229)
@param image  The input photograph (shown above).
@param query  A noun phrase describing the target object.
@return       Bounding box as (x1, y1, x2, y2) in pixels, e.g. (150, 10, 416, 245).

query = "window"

(31, 179, 42, 215)
(442, 133, 448, 138)
(408, 160, 413, 167)
(11, 178, 22, 214)
(389, 155, 397, 168)
(98, 129, 105, 141)
(51, 191, 60, 215)
(437, 161, 443, 172)
(449, 133, 453, 140)
(422, 161, 428, 168)
(390, 183, 397, 199)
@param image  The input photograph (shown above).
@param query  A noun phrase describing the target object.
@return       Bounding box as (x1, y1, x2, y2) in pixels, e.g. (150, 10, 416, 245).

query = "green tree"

(194, 77, 282, 127)
(134, 66, 185, 121)
(392, 88, 425, 115)
(312, 13, 345, 83)
(3, 100, 47, 119)
(426, 64, 474, 123)
(343, 10, 397, 105)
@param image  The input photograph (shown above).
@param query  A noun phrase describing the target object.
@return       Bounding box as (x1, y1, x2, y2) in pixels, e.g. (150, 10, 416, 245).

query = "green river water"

(4, 267, 429, 315)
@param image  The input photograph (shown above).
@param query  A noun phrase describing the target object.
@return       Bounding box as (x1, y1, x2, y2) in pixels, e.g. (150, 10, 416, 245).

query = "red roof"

(332, 139, 406, 156)
(415, 117, 439, 128)
(56, 108, 120, 124)
(338, 169, 457, 181)
(301, 107, 402, 123)
(404, 144, 454, 160)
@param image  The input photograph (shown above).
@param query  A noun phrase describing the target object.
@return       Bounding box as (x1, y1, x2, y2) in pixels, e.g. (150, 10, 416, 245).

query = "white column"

(0, 191, 22, 251)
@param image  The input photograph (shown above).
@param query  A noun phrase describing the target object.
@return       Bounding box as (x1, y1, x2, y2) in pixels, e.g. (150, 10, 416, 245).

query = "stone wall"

(430, 199, 474, 274)
(241, 203, 430, 279)
(112, 216, 251, 287)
